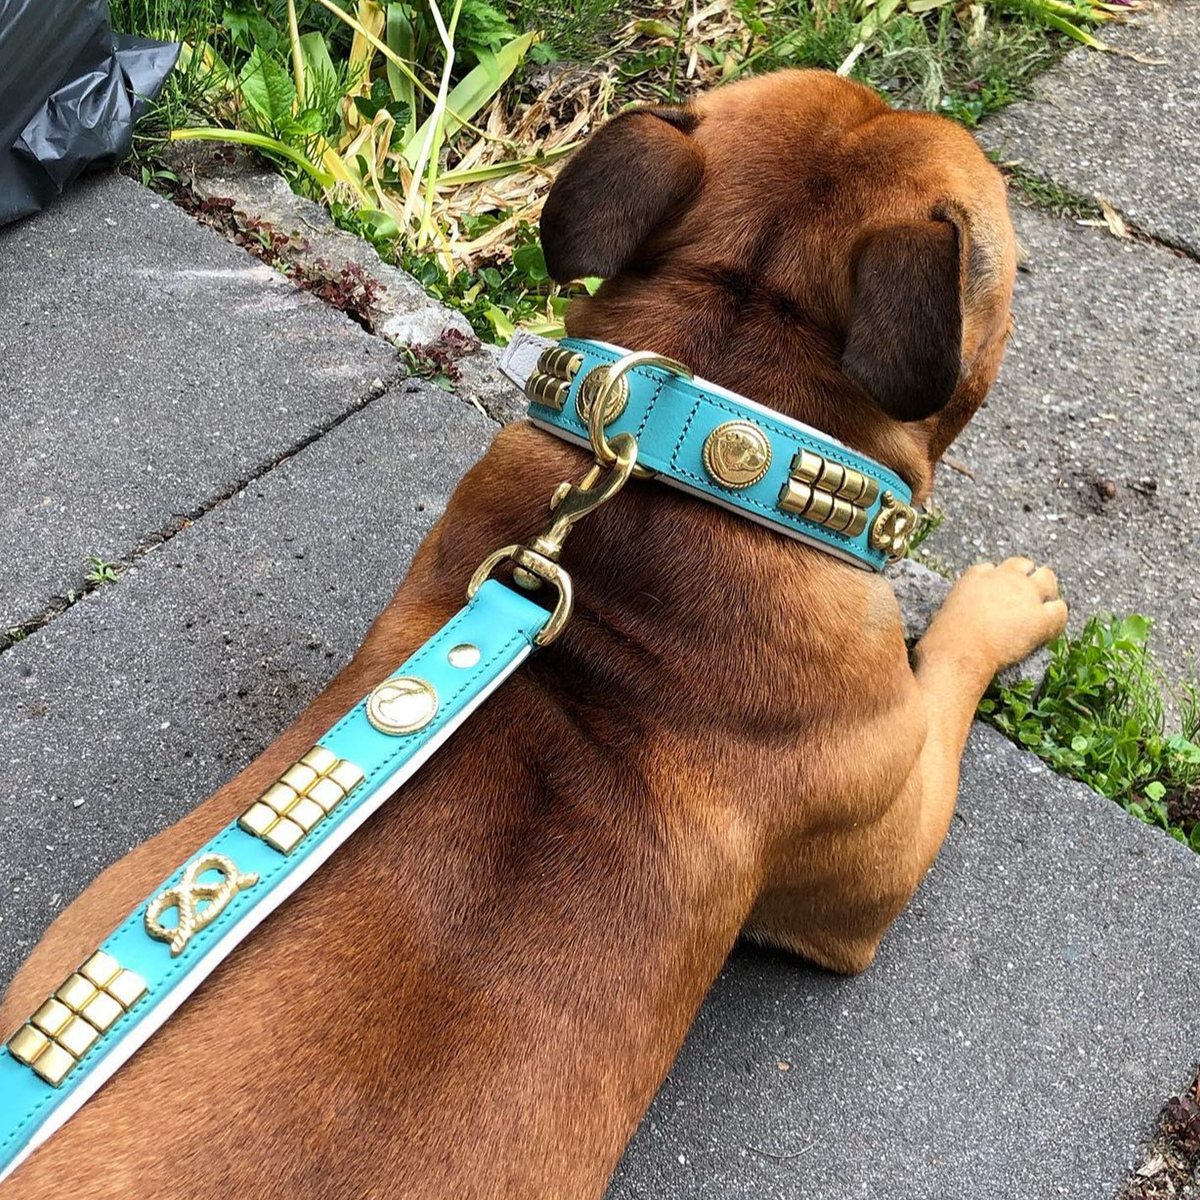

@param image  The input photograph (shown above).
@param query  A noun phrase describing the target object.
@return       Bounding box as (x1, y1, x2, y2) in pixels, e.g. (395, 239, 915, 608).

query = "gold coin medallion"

(702, 421, 773, 489)
(366, 675, 439, 736)
(575, 365, 630, 428)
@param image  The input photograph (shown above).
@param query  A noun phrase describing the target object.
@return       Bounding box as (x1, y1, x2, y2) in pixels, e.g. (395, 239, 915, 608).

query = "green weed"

(979, 615, 1200, 850)
(84, 556, 121, 585)
(1000, 161, 1103, 218)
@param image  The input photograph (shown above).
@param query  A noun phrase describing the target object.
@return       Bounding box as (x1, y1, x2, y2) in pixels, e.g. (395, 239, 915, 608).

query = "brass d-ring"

(586, 352, 693, 468)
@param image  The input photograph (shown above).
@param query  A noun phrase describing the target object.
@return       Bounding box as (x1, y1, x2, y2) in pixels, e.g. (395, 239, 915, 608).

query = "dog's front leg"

(907, 556, 1068, 872)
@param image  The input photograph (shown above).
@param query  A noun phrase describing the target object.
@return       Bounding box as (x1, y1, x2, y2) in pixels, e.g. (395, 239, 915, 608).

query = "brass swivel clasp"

(467, 432, 638, 647)
(467, 351, 692, 646)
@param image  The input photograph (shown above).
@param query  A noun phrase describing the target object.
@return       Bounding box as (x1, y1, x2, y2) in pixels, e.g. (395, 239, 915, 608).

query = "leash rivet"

(448, 643, 481, 669)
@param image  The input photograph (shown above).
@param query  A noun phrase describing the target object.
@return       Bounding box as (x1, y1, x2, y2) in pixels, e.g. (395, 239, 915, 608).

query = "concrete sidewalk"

(3, 18, 1200, 1188)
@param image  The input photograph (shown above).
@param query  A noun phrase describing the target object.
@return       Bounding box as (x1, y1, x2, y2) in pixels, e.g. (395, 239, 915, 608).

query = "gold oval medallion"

(702, 421, 773, 489)
(575, 365, 630, 428)
(366, 675, 439, 735)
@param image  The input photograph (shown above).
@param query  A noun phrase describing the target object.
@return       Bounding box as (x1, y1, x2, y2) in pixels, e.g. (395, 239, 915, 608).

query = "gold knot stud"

(869, 491, 918, 560)
(145, 852, 259, 956)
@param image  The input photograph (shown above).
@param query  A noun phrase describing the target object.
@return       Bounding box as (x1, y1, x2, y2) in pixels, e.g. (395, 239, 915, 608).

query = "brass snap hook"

(467, 349, 696, 647)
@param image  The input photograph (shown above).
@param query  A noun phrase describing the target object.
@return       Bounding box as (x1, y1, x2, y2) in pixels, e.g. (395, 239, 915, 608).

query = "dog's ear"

(841, 214, 966, 422)
(540, 107, 704, 283)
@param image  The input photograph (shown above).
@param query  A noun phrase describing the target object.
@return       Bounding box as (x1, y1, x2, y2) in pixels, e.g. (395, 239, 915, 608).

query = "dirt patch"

(1122, 1071, 1200, 1198)
(171, 186, 384, 333)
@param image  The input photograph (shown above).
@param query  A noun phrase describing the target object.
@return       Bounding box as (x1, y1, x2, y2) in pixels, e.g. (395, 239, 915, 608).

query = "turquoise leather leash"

(0, 340, 916, 1181)
(0, 581, 550, 1183)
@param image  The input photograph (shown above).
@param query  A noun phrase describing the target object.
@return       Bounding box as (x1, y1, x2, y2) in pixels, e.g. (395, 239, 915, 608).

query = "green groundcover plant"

(980, 615, 1200, 850)
(111, 0, 1138, 341)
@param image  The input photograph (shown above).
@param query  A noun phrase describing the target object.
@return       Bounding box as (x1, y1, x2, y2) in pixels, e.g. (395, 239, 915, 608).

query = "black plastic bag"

(0, 0, 180, 225)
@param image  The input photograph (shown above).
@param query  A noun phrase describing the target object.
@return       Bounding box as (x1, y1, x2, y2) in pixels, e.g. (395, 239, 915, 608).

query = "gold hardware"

(702, 421, 772, 489)
(145, 852, 259, 957)
(778, 448, 873, 537)
(366, 675, 439, 736)
(583, 351, 692, 468)
(469, 543, 575, 647)
(869, 491, 918, 561)
(6, 952, 147, 1086)
(239, 748, 365, 854)
(32, 999, 72, 1038)
(524, 346, 583, 411)
(57, 1016, 99, 1058)
(476, 349, 698, 647)
(576, 366, 630, 429)
(448, 643, 481, 668)
(328, 760, 366, 793)
(300, 745, 338, 775)
(80, 992, 123, 1032)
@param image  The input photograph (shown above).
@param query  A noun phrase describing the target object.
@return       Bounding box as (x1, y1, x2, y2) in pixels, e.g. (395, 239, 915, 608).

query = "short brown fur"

(1, 70, 1065, 1198)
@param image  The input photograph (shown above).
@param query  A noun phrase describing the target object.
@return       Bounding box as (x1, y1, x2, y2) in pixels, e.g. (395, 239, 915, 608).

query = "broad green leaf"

(484, 304, 516, 341)
(167, 127, 331, 187)
(239, 46, 297, 128)
(281, 108, 325, 137)
(512, 242, 548, 282)
(386, 1, 417, 139)
(401, 30, 537, 167)
(356, 207, 399, 238)
(299, 31, 338, 96)
(633, 18, 677, 38)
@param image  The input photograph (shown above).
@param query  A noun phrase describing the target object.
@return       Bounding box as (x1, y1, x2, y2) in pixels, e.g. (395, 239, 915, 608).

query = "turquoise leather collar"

(504, 335, 918, 572)
(0, 580, 550, 1184)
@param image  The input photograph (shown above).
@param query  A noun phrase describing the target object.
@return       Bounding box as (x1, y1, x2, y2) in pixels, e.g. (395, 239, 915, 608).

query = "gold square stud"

(31, 998, 73, 1038)
(80, 950, 121, 989)
(106, 969, 148, 1010)
(265, 817, 305, 854)
(287, 797, 325, 832)
(56, 973, 98, 1013)
(239, 801, 278, 837)
(328, 761, 364, 793)
(56, 1015, 100, 1058)
(241, 750, 364, 854)
(80, 991, 123, 1032)
(301, 746, 338, 775)
(280, 764, 318, 794)
(7, 1024, 50, 1066)
(306, 776, 344, 813)
(260, 782, 299, 814)
(31, 1041, 77, 1086)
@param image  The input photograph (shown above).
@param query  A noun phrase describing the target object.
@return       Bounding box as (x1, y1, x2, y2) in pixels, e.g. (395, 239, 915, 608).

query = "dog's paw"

(929, 556, 1068, 673)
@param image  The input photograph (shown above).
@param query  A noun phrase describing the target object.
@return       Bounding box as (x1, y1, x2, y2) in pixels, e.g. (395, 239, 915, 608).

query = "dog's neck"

(563, 289, 937, 503)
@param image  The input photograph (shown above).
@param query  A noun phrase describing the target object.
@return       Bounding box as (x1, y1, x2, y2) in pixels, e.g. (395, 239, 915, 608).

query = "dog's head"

(540, 70, 1016, 498)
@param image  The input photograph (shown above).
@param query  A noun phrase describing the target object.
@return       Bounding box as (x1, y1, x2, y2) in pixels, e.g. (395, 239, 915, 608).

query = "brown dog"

(1, 69, 1066, 1198)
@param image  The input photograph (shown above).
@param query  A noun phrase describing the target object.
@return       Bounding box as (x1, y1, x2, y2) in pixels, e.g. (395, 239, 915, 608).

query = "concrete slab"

(0, 171, 399, 632)
(979, 0, 1200, 257)
(922, 203, 1200, 676)
(1, 374, 1196, 1197)
(0, 381, 497, 979)
(608, 723, 1200, 1200)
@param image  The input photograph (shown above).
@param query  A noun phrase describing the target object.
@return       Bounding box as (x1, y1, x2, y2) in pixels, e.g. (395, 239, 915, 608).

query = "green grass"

(523, 0, 1069, 127)
(999, 160, 1103, 218)
(108, 0, 1109, 339)
(979, 615, 1200, 850)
